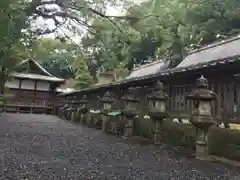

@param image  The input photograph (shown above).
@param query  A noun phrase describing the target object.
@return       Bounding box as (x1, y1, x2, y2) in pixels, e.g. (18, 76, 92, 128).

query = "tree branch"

(32, 16, 67, 35)
(30, 0, 125, 32)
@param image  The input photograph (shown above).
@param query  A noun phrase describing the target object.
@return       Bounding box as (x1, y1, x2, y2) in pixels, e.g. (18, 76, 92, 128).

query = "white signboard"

(5, 79, 20, 89)
(21, 80, 35, 90)
(36, 81, 50, 91)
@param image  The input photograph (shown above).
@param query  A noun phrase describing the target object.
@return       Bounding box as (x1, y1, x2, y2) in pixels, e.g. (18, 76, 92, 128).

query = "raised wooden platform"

(0, 100, 55, 114)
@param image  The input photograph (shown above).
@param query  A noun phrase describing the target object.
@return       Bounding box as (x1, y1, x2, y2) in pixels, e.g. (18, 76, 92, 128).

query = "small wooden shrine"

(4, 59, 65, 113)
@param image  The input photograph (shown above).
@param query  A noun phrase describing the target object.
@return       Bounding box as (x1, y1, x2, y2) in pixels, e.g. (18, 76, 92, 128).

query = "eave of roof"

(19, 59, 54, 76)
(127, 60, 169, 79)
(59, 55, 240, 96)
(59, 35, 240, 96)
(56, 87, 75, 93)
(12, 73, 65, 82)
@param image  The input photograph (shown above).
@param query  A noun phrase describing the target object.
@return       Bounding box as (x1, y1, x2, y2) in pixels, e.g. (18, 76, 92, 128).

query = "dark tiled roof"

(177, 35, 240, 68)
(59, 55, 240, 96)
(127, 60, 170, 79)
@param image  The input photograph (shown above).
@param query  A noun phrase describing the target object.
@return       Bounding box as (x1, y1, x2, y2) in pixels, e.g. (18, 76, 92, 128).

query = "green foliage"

(0, 0, 28, 50)
(22, 38, 77, 79)
(42, 54, 74, 79)
(113, 62, 129, 79)
(209, 127, 240, 161)
(1, 0, 240, 92)
(81, 0, 240, 72)
(3, 87, 15, 100)
(139, 117, 155, 139)
(162, 121, 196, 149)
(73, 55, 94, 89)
(27, 38, 68, 60)
(0, 0, 28, 93)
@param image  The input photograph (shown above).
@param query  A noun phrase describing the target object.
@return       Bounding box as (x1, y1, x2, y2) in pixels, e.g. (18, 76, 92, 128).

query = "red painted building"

(4, 59, 65, 113)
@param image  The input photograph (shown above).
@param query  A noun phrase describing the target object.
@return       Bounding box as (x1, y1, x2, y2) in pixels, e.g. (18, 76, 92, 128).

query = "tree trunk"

(0, 67, 6, 95)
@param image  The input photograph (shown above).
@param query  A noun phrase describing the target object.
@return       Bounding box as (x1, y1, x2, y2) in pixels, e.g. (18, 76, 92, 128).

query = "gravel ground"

(0, 113, 239, 180)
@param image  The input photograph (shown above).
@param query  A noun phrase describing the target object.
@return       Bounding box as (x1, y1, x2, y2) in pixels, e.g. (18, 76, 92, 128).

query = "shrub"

(159, 121, 240, 160)
(209, 127, 240, 161)
(139, 117, 155, 139)
(162, 121, 195, 149)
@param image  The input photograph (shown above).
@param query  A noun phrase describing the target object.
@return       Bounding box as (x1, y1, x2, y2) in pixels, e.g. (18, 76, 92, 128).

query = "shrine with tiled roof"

(4, 59, 65, 113)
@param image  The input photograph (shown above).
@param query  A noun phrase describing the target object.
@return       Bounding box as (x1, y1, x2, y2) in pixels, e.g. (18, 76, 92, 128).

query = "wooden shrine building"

(4, 59, 65, 113)
(125, 35, 240, 122)
(60, 34, 240, 124)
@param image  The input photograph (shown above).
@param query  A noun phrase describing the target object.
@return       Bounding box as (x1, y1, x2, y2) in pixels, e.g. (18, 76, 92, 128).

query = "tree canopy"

(80, 0, 240, 70)
(0, 0, 29, 93)
(1, 0, 240, 89)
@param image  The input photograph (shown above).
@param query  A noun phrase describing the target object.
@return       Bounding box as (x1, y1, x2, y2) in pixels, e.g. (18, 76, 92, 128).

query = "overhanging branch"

(30, 0, 126, 32)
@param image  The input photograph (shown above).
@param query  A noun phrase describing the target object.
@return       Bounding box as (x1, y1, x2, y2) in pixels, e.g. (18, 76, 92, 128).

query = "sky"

(106, 6, 126, 16)
(106, 0, 148, 16)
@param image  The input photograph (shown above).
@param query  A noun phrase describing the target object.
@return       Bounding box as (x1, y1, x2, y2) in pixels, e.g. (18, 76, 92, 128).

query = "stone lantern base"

(102, 115, 110, 133)
(150, 111, 168, 146)
(195, 128, 211, 161)
(80, 114, 86, 124)
(71, 111, 76, 121)
(153, 120, 163, 145)
(74, 111, 81, 122)
(123, 118, 134, 138)
(122, 109, 136, 138)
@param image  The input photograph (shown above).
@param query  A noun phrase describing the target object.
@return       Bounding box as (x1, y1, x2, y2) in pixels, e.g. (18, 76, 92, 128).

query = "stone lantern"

(59, 104, 68, 119)
(122, 88, 139, 138)
(100, 91, 114, 133)
(78, 95, 89, 124)
(93, 96, 102, 128)
(148, 81, 169, 145)
(66, 103, 73, 121)
(187, 75, 216, 160)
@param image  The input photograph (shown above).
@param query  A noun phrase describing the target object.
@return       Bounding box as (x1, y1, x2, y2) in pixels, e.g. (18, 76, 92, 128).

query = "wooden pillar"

(214, 83, 220, 118)
(34, 80, 37, 106)
(19, 79, 22, 89)
(168, 83, 172, 117)
(228, 82, 235, 118)
(139, 87, 145, 137)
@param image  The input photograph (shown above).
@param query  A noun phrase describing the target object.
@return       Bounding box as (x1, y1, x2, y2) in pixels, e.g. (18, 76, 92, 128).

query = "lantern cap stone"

(148, 81, 169, 100)
(196, 75, 208, 88)
(101, 91, 114, 103)
(79, 94, 89, 104)
(122, 88, 139, 102)
(188, 76, 216, 100)
(154, 81, 164, 90)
